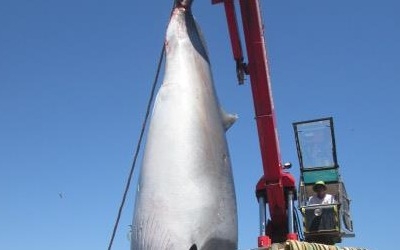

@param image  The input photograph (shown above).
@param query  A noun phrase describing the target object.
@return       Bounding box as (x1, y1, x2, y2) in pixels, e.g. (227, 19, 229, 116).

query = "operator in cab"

(308, 181, 336, 205)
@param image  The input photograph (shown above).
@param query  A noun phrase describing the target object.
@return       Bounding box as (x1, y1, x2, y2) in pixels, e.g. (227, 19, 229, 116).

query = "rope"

(106, 44, 165, 250)
(106, 2, 179, 249)
(107, 34, 168, 250)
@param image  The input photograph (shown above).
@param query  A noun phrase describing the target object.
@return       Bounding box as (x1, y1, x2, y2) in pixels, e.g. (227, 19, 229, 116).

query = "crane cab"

(293, 117, 354, 245)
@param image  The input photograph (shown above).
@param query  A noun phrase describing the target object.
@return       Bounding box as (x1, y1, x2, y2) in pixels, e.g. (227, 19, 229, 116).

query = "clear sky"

(1, 0, 399, 249)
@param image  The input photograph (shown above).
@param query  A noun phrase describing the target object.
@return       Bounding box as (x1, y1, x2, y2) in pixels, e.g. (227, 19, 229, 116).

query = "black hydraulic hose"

(294, 207, 305, 241)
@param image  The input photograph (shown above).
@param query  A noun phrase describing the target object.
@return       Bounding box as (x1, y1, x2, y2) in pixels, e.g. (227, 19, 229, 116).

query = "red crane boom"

(212, 0, 297, 247)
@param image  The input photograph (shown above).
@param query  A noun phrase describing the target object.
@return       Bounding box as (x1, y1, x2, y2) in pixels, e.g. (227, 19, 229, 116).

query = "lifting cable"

(106, 2, 178, 249)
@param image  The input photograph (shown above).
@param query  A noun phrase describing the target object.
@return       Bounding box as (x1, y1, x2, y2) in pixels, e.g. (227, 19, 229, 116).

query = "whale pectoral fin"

(220, 108, 238, 131)
(189, 244, 197, 250)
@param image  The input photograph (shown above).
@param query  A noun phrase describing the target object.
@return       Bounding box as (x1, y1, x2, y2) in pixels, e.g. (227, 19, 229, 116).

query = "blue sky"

(1, 0, 399, 249)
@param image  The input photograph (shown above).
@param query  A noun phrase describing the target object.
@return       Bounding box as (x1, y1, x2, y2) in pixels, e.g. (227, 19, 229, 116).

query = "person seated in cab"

(308, 181, 336, 205)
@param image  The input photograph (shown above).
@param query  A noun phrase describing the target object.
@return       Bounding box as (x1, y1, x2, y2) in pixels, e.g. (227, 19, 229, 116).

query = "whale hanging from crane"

(130, 0, 238, 249)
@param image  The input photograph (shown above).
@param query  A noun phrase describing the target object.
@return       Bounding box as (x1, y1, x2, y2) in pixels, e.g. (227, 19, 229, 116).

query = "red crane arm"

(213, 0, 296, 245)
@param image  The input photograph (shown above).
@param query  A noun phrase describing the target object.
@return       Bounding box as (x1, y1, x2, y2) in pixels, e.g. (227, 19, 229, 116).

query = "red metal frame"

(213, 0, 296, 245)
